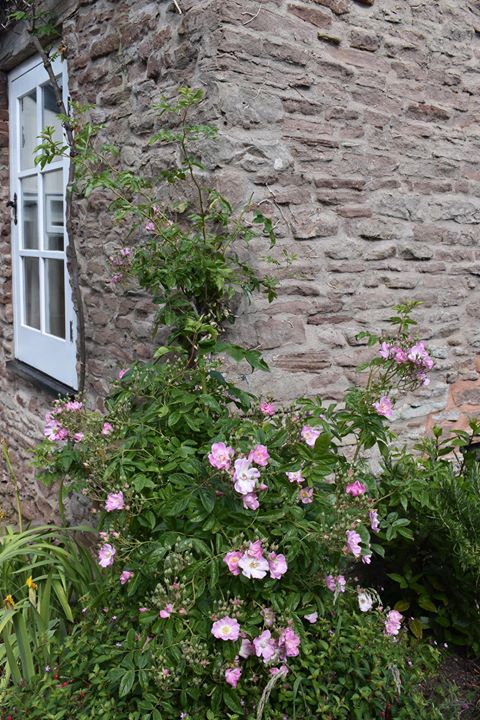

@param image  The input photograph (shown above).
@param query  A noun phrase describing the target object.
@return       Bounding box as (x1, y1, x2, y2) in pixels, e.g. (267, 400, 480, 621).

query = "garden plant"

(0, 88, 478, 719)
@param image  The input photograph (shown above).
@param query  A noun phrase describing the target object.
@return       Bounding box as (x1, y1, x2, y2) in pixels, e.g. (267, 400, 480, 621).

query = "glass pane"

(21, 176, 38, 249)
(45, 259, 65, 338)
(44, 169, 64, 250)
(20, 89, 37, 170)
(42, 79, 63, 146)
(23, 257, 40, 330)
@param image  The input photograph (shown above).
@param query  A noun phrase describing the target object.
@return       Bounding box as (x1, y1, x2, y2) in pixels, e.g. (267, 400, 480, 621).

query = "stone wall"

(0, 0, 480, 517)
(212, 0, 480, 434)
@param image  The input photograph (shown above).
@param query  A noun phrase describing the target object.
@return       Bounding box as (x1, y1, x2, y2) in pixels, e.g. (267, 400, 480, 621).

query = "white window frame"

(8, 54, 78, 389)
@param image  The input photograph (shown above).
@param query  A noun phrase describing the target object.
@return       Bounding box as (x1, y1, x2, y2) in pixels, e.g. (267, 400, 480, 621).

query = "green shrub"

(4, 87, 456, 719)
(371, 422, 480, 653)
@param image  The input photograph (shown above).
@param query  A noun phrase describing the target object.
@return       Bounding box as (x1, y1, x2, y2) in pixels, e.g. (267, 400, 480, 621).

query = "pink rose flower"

(242, 492, 259, 511)
(159, 603, 174, 619)
(392, 347, 407, 364)
(299, 487, 314, 504)
(373, 396, 393, 419)
(120, 570, 134, 585)
(417, 370, 430, 386)
(225, 667, 241, 688)
(379, 342, 391, 359)
(278, 627, 300, 658)
(345, 480, 367, 497)
(238, 554, 269, 580)
(208, 442, 234, 470)
(407, 341, 427, 363)
(301, 425, 322, 447)
(260, 402, 276, 416)
(369, 509, 380, 533)
(325, 575, 336, 592)
(270, 664, 289, 676)
(211, 616, 241, 641)
(105, 491, 125, 512)
(248, 444, 270, 466)
(325, 575, 346, 593)
(286, 470, 304, 484)
(384, 609, 403, 636)
(64, 400, 83, 411)
(247, 540, 263, 559)
(223, 550, 243, 576)
(98, 543, 116, 568)
(102, 422, 114, 435)
(253, 630, 278, 662)
(346, 530, 362, 558)
(336, 575, 346, 592)
(239, 638, 255, 658)
(268, 553, 288, 580)
(233, 458, 260, 495)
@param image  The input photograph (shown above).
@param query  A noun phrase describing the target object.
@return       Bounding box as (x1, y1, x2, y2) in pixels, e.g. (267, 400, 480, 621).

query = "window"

(8, 54, 77, 389)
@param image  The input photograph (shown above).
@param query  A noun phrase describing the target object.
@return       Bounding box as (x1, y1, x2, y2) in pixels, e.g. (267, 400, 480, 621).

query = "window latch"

(7, 194, 17, 225)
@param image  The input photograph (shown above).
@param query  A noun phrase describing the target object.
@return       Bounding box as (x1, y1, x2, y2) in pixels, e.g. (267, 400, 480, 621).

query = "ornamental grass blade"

(13, 612, 35, 682)
(52, 578, 73, 622)
(1, 629, 21, 685)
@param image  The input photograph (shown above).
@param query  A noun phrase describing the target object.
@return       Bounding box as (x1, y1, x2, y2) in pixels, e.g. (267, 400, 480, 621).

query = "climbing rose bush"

(29, 303, 445, 719)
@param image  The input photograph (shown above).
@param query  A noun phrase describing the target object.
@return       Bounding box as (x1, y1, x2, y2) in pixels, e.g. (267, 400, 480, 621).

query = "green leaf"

(13, 613, 35, 682)
(2, 629, 21, 685)
(52, 579, 74, 622)
(199, 488, 216, 514)
(409, 618, 423, 639)
(223, 687, 244, 713)
(119, 668, 136, 697)
(418, 596, 437, 613)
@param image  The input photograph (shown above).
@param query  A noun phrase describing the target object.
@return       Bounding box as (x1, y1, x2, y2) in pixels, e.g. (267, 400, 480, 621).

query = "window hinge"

(69, 321, 73, 342)
(7, 194, 17, 225)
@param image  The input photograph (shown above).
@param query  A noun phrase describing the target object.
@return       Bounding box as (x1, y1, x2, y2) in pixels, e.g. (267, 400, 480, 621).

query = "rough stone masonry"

(0, 0, 480, 518)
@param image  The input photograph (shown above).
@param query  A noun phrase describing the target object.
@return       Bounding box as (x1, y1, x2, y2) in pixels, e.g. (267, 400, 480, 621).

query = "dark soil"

(423, 652, 480, 719)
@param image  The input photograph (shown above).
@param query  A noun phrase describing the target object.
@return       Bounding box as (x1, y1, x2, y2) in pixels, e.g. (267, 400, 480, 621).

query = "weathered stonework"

(1, 0, 480, 517)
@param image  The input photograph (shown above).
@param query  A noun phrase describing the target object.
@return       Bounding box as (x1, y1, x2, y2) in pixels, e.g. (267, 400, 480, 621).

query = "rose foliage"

(0, 89, 462, 719)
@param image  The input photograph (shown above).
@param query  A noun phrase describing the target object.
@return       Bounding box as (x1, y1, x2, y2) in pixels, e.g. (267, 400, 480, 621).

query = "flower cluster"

(384, 609, 403, 636)
(208, 442, 269, 510)
(224, 540, 287, 581)
(44, 401, 83, 442)
(379, 340, 433, 381)
(211, 615, 301, 687)
(325, 574, 346, 593)
(372, 337, 434, 420)
(43, 399, 113, 444)
(285, 469, 314, 504)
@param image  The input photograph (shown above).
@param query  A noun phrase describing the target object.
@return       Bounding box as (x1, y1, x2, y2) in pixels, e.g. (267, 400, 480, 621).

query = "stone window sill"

(6, 359, 76, 398)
